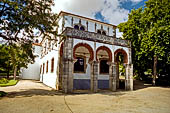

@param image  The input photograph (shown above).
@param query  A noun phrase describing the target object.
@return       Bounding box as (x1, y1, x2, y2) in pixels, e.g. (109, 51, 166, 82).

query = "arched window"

(74, 25, 79, 30)
(97, 29, 107, 35)
(40, 65, 42, 74)
(46, 61, 48, 73)
(74, 57, 85, 73)
(102, 31, 106, 35)
(35, 39, 39, 43)
(80, 26, 85, 31)
(43, 63, 45, 74)
(97, 30, 101, 34)
(100, 59, 109, 74)
(51, 58, 54, 73)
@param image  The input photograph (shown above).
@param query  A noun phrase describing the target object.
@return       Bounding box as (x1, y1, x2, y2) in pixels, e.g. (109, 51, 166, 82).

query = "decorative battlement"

(63, 27, 131, 47)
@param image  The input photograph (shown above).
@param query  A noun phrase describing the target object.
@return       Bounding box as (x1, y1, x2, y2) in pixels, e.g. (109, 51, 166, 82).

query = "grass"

(0, 79, 18, 87)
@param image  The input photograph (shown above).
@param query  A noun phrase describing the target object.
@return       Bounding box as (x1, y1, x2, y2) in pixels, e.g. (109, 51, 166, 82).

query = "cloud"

(52, 0, 131, 37)
(100, 0, 129, 25)
(52, 0, 104, 19)
(130, 0, 143, 3)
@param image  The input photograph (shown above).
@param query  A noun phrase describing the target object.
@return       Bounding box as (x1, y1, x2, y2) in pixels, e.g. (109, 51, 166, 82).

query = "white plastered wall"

(20, 45, 42, 80)
(39, 37, 60, 89)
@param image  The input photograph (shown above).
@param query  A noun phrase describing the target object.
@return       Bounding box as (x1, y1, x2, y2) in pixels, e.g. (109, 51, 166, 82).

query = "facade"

(21, 11, 133, 93)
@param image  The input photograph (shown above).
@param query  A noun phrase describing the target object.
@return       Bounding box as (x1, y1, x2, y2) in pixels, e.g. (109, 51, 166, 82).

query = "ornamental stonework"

(63, 27, 131, 47)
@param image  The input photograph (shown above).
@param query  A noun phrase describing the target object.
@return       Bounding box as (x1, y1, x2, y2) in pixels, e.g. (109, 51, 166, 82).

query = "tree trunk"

(7, 60, 10, 79)
(152, 56, 158, 86)
(7, 66, 9, 79)
(13, 66, 17, 80)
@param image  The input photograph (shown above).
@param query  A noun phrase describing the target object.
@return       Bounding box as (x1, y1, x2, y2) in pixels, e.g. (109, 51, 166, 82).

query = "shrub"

(0, 78, 9, 84)
(0, 91, 7, 97)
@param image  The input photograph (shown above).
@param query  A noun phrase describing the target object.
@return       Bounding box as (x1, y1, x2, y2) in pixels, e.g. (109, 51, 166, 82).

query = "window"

(102, 31, 106, 35)
(35, 39, 39, 43)
(80, 26, 85, 31)
(74, 57, 85, 73)
(97, 30, 101, 34)
(100, 60, 109, 74)
(74, 24, 85, 31)
(74, 25, 79, 30)
(51, 58, 54, 73)
(43, 63, 45, 74)
(97, 29, 106, 35)
(40, 65, 42, 74)
(46, 61, 48, 73)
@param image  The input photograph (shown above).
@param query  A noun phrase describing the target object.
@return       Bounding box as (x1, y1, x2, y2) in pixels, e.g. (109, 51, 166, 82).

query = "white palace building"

(20, 11, 133, 93)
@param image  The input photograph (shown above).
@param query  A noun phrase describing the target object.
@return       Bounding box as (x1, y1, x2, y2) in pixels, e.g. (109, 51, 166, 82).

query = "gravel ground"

(0, 80, 170, 113)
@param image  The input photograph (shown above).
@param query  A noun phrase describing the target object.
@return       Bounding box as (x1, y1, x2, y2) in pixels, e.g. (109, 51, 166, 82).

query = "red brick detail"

(96, 46, 112, 62)
(73, 43, 94, 62)
(114, 49, 128, 63)
(60, 43, 63, 56)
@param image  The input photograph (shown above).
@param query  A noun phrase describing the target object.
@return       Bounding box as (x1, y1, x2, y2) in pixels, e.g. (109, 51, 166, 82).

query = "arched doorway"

(73, 43, 94, 90)
(96, 46, 112, 90)
(114, 49, 128, 90)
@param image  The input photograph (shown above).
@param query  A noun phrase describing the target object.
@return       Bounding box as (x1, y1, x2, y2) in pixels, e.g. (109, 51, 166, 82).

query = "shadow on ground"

(4, 89, 126, 98)
(5, 89, 63, 98)
(2, 80, 165, 98)
(133, 80, 153, 90)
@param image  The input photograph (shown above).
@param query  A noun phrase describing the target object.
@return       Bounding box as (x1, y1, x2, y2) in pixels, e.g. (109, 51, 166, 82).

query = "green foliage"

(0, 91, 7, 97)
(0, 78, 18, 87)
(118, 0, 170, 82)
(0, 43, 34, 78)
(0, 0, 58, 42)
(0, 78, 9, 84)
(0, 0, 58, 78)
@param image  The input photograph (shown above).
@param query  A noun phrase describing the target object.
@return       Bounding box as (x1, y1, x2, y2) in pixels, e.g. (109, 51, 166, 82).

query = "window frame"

(43, 63, 45, 74)
(46, 60, 48, 73)
(51, 58, 54, 73)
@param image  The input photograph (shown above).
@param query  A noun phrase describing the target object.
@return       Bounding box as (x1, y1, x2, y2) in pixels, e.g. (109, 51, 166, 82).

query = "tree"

(9, 42, 34, 80)
(0, 0, 58, 43)
(0, 44, 12, 78)
(0, 0, 58, 79)
(0, 43, 34, 79)
(118, 0, 170, 85)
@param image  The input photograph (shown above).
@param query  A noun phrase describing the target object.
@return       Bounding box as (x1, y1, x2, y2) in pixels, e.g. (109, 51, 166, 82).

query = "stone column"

(62, 38, 74, 93)
(109, 62, 117, 91)
(116, 63, 119, 89)
(90, 61, 99, 93)
(125, 64, 133, 91)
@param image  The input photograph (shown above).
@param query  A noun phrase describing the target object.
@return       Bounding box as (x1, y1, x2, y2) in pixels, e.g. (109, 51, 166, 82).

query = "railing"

(63, 27, 131, 47)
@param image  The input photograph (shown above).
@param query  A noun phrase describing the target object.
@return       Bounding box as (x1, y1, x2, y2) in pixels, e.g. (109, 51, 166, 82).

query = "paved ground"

(0, 80, 170, 113)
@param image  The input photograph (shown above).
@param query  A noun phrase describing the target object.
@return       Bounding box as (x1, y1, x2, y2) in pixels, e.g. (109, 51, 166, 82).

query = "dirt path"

(0, 80, 170, 113)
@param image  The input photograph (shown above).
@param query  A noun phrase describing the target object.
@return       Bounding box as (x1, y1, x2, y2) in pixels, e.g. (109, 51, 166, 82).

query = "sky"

(52, 0, 148, 37)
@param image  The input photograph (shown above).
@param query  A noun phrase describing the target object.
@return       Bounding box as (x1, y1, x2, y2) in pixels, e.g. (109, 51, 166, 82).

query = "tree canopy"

(0, 0, 58, 43)
(118, 0, 170, 85)
(0, 0, 58, 79)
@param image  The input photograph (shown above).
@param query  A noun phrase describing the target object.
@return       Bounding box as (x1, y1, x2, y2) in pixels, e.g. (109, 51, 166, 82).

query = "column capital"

(73, 59, 77, 63)
(88, 60, 99, 65)
(107, 62, 117, 66)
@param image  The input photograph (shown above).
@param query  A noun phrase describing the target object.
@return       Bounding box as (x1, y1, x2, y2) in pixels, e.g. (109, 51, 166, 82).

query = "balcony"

(63, 27, 131, 47)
